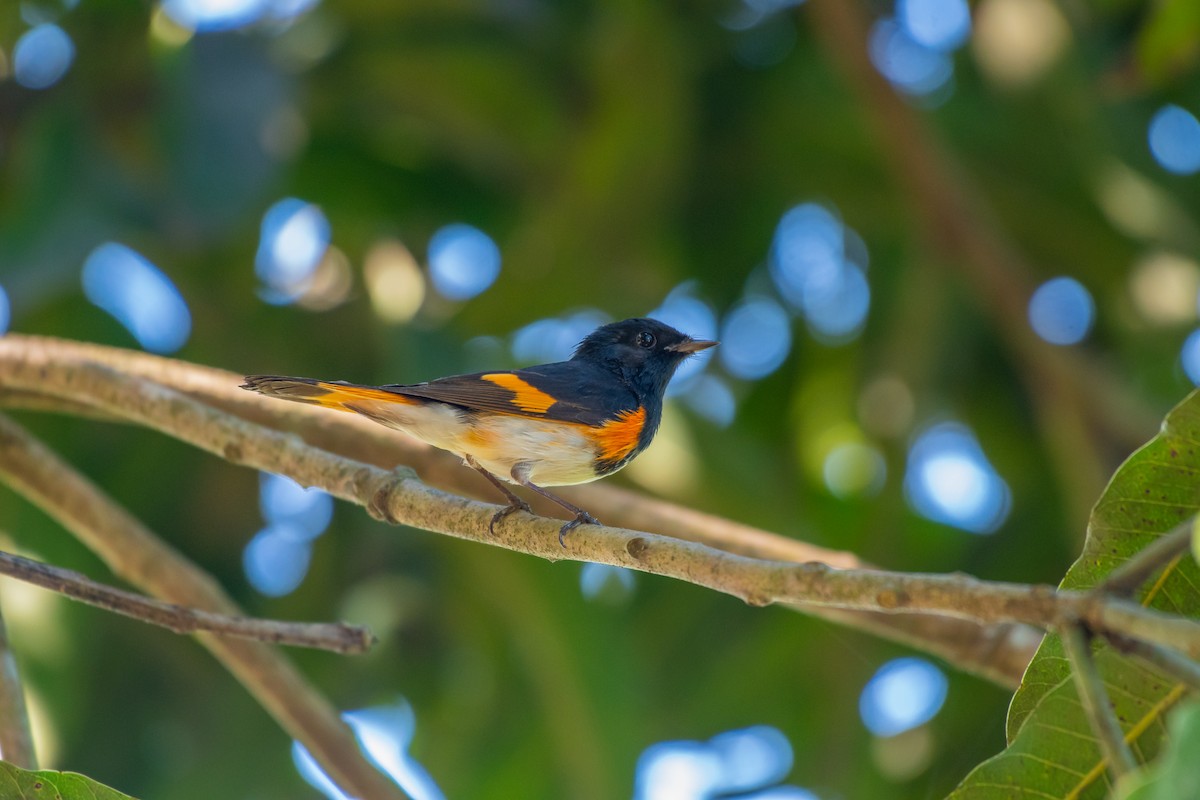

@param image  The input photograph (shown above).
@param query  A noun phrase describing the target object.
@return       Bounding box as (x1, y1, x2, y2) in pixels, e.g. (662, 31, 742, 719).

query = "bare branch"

(1062, 626, 1138, 779)
(0, 549, 373, 654)
(1106, 633, 1200, 694)
(1100, 518, 1195, 597)
(0, 413, 407, 800)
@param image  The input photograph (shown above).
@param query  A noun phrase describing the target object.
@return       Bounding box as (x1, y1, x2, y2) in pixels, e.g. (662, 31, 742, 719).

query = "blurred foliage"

(1, 0, 1199, 798)
(1118, 700, 1200, 800)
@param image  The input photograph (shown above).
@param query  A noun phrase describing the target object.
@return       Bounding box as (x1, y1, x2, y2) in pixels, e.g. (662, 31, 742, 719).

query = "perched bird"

(241, 318, 717, 545)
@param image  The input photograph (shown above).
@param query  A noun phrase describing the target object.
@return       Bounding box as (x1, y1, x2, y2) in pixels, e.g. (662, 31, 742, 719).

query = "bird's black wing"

(383, 361, 637, 426)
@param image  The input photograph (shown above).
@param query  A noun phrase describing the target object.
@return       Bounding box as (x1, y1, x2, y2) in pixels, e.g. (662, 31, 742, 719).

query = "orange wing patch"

(593, 407, 647, 463)
(481, 373, 558, 414)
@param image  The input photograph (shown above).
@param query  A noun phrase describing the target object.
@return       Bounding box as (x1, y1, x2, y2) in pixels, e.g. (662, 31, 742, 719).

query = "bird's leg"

(464, 455, 533, 534)
(512, 473, 601, 547)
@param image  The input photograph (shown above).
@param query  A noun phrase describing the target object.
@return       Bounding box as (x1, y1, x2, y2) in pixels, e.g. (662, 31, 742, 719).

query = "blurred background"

(1, 0, 1199, 797)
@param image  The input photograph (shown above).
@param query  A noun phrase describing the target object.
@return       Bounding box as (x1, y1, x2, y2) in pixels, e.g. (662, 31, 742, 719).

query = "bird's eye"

(636, 331, 656, 349)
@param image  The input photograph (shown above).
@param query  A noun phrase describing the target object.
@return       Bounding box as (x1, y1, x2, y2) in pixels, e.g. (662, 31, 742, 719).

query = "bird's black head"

(572, 318, 717, 401)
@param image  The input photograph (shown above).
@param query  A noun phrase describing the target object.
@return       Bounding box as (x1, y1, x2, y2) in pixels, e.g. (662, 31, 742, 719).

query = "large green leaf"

(0, 762, 135, 800)
(948, 392, 1200, 798)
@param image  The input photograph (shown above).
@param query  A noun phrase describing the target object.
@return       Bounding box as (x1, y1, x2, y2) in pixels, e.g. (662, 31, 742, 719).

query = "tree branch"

(1062, 626, 1138, 780)
(3, 344, 1197, 665)
(0, 413, 407, 800)
(1106, 633, 1200, 694)
(0, 333, 1041, 688)
(1100, 518, 1195, 597)
(0, 549, 373, 654)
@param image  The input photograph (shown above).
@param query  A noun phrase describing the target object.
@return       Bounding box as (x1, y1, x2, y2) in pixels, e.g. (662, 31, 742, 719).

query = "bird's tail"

(240, 375, 414, 413)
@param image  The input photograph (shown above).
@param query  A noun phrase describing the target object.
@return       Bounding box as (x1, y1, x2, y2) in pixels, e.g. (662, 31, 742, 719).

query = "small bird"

(241, 318, 717, 545)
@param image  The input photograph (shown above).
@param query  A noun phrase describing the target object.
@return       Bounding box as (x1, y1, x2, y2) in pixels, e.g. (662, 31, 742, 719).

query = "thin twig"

(0, 596, 35, 768)
(1105, 633, 1200, 694)
(1100, 518, 1195, 597)
(0, 413, 407, 800)
(0, 550, 373, 654)
(0, 334, 1044, 688)
(3, 352, 1198, 662)
(1061, 625, 1138, 779)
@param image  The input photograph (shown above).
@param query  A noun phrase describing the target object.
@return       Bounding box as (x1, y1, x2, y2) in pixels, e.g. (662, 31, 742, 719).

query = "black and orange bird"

(241, 318, 717, 545)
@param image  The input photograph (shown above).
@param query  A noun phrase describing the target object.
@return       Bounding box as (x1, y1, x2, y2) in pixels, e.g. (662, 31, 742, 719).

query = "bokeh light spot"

(1129, 251, 1200, 326)
(294, 700, 445, 800)
(650, 283, 719, 391)
(635, 726, 807, 800)
(869, 17, 953, 96)
(972, 0, 1069, 88)
(364, 239, 425, 324)
(243, 525, 312, 597)
(709, 726, 793, 793)
(13, 24, 74, 90)
(905, 422, 1010, 533)
(161, 0, 321, 33)
(636, 741, 722, 800)
(0, 285, 10, 334)
(259, 473, 333, 540)
(82, 243, 192, 354)
(898, 0, 971, 51)
(1180, 329, 1200, 386)
(427, 223, 501, 301)
(511, 310, 610, 365)
(719, 297, 792, 380)
(1027, 276, 1094, 345)
(579, 563, 636, 605)
(1149, 105, 1200, 176)
(255, 198, 331, 305)
(823, 442, 887, 499)
(683, 374, 737, 427)
(769, 203, 870, 343)
(859, 657, 948, 737)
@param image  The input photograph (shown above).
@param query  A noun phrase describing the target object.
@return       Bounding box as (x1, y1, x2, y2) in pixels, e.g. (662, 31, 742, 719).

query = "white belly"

(348, 398, 600, 486)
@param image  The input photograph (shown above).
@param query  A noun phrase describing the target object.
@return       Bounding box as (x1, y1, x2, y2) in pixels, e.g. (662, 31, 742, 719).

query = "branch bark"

(1062, 626, 1138, 780)
(0, 333, 1041, 688)
(0, 549, 373, 654)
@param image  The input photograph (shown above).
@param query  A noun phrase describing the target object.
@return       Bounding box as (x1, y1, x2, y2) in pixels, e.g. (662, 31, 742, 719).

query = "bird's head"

(572, 317, 717, 400)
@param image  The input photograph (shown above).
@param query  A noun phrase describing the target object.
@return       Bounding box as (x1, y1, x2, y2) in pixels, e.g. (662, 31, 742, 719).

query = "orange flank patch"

(464, 425, 500, 452)
(593, 407, 646, 463)
(481, 373, 558, 414)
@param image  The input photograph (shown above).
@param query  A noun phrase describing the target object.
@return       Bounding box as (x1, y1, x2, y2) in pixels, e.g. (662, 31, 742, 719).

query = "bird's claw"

(489, 499, 534, 535)
(558, 511, 601, 547)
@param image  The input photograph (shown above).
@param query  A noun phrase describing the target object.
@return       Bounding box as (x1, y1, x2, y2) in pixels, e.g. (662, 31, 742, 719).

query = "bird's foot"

(558, 511, 601, 548)
(489, 498, 534, 535)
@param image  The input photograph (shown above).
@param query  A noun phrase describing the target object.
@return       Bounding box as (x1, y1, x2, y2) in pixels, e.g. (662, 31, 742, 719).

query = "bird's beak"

(667, 339, 718, 354)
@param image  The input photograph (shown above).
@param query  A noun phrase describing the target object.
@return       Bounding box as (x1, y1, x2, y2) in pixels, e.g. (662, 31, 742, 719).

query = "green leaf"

(1116, 700, 1200, 800)
(948, 392, 1200, 798)
(0, 761, 136, 800)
